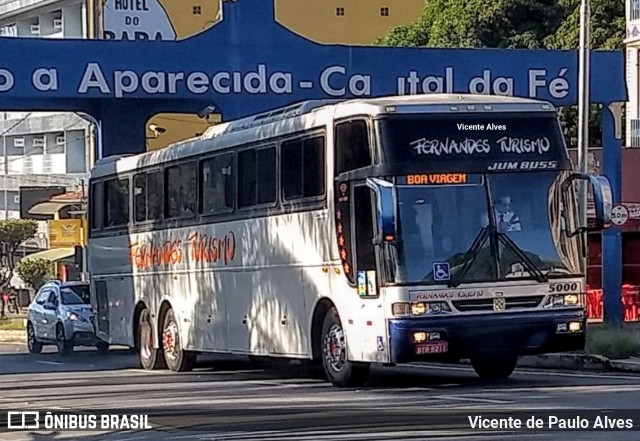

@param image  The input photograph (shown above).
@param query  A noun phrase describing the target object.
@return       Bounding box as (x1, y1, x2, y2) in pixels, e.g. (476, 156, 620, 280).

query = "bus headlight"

(393, 301, 452, 317)
(411, 302, 427, 315)
(392, 303, 410, 317)
(544, 294, 582, 308)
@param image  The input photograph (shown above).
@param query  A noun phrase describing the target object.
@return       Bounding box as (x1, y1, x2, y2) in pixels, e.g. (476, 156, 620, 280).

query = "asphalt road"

(2, 343, 640, 441)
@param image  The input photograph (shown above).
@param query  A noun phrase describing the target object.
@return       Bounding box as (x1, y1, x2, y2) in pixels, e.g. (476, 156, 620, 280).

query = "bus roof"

(92, 94, 556, 179)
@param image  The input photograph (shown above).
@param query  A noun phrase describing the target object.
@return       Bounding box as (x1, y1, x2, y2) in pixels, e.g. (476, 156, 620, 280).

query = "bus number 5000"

(549, 282, 579, 293)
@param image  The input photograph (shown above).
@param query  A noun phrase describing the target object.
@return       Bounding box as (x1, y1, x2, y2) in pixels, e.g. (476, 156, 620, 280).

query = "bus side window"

(90, 181, 103, 231)
(335, 120, 372, 175)
(165, 162, 197, 218)
(133, 174, 147, 223)
(133, 172, 162, 223)
(201, 154, 235, 214)
(282, 136, 325, 201)
(353, 186, 375, 270)
(239, 146, 276, 208)
(147, 171, 163, 220)
(104, 178, 129, 228)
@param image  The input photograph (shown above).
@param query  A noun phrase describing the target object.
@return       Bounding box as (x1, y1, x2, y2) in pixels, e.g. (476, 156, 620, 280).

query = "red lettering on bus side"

(188, 231, 236, 266)
(225, 231, 236, 264)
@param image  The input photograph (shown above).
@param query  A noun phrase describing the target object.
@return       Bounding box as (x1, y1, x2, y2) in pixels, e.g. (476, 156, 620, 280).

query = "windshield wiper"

(447, 227, 548, 287)
(447, 227, 490, 288)
(497, 232, 548, 283)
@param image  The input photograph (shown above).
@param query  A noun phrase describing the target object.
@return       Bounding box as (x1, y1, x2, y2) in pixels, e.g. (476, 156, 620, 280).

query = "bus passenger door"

(349, 185, 389, 363)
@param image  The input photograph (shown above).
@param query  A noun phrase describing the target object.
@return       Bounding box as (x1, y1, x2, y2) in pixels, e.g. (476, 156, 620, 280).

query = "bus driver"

(495, 195, 521, 232)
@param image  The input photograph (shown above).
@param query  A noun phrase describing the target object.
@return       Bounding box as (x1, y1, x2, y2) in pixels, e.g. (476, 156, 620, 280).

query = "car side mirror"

(43, 303, 56, 311)
(366, 177, 397, 243)
(561, 173, 612, 237)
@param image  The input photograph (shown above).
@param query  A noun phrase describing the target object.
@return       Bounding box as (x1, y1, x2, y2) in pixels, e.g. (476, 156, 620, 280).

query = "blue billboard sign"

(0, 0, 628, 323)
(0, 0, 626, 156)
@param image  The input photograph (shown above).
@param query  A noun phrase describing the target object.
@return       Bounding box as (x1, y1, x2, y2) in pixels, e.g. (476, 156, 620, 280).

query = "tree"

(377, 0, 566, 49)
(544, 0, 625, 50)
(544, 0, 624, 147)
(0, 220, 38, 317)
(15, 258, 53, 291)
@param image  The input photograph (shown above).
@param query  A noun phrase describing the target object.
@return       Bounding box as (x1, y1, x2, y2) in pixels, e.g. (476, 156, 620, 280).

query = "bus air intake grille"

(452, 296, 545, 312)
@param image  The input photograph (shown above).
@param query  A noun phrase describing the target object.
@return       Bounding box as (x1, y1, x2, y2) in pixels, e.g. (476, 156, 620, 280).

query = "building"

(0, 0, 94, 254)
(275, 0, 424, 45)
(99, 0, 425, 151)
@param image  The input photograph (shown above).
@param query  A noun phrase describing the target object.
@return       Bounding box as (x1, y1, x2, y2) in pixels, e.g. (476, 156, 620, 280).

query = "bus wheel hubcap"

(324, 324, 345, 371)
(141, 322, 152, 359)
(163, 320, 179, 360)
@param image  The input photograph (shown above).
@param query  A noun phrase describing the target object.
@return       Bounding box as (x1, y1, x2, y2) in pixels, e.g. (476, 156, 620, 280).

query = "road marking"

(35, 360, 63, 365)
(431, 395, 511, 404)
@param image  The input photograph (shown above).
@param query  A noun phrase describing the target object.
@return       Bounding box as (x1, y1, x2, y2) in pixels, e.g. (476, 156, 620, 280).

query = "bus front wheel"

(471, 354, 518, 380)
(321, 307, 370, 387)
(161, 308, 197, 372)
(138, 309, 165, 370)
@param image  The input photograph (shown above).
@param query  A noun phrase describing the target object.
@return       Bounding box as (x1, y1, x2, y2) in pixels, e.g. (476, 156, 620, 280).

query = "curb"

(517, 353, 611, 371)
(609, 359, 640, 373)
(0, 330, 26, 344)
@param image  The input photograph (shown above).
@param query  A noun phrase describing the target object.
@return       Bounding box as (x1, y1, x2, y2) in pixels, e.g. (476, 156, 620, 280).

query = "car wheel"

(321, 307, 370, 387)
(161, 308, 197, 372)
(96, 341, 109, 354)
(138, 309, 166, 370)
(26, 322, 42, 354)
(56, 324, 73, 357)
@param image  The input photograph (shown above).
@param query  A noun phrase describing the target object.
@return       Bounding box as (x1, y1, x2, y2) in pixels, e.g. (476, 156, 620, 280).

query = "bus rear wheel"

(321, 307, 369, 387)
(138, 309, 165, 370)
(162, 308, 197, 372)
(471, 354, 518, 380)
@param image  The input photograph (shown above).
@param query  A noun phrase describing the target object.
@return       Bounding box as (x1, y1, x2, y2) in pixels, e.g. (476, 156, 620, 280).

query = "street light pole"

(577, 0, 590, 272)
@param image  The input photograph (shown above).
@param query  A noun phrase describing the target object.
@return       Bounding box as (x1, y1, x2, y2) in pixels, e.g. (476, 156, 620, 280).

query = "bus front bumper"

(389, 309, 586, 364)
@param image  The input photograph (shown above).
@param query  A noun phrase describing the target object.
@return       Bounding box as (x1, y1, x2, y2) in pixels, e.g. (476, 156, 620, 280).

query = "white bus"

(88, 94, 612, 387)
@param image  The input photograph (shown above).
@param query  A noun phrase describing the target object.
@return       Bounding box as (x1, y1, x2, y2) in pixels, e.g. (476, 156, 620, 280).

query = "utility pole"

(577, 0, 590, 216)
(577, 0, 591, 314)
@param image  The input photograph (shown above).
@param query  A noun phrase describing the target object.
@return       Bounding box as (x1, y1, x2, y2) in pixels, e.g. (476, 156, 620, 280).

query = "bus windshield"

(394, 171, 582, 285)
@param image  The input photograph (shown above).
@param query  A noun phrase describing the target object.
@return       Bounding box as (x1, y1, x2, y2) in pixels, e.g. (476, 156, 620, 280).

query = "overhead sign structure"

(0, 0, 628, 323)
(0, 0, 626, 158)
(611, 205, 630, 226)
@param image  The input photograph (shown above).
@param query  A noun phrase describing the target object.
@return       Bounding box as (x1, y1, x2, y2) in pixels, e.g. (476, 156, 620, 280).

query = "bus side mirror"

(366, 177, 397, 242)
(561, 173, 612, 236)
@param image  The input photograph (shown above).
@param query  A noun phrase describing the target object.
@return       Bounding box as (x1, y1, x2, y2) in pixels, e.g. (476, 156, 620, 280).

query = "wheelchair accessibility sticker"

(433, 262, 450, 281)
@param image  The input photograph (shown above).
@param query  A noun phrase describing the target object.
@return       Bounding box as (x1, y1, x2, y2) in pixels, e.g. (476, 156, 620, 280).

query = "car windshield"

(394, 171, 582, 285)
(61, 288, 87, 305)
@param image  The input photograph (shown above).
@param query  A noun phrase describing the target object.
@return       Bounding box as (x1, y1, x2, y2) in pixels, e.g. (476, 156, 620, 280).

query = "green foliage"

(379, 0, 623, 51)
(558, 104, 604, 149)
(544, 0, 625, 50)
(0, 317, 25, 331)
(585, 326, 640, 360)
(0, 220, 38, 290)
(378, 0, 567, 49)
(15, 258, 53, 291)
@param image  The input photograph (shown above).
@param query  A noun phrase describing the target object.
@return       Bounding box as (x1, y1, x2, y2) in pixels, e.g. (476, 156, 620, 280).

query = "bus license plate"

(415, 342, 448, 355)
